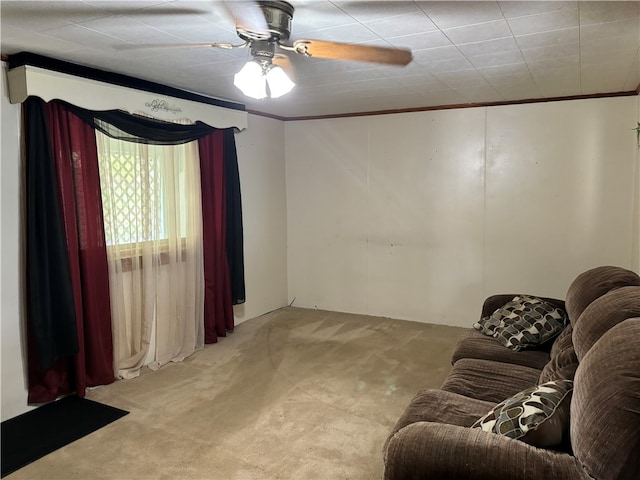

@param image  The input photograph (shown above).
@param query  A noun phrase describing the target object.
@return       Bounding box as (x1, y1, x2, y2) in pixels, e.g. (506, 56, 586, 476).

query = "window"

(97, 135, 192, 247)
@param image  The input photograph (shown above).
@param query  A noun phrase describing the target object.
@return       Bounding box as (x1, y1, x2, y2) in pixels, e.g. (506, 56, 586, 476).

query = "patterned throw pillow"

(471, 380, 573, 447)
(474, 295, 567, 351)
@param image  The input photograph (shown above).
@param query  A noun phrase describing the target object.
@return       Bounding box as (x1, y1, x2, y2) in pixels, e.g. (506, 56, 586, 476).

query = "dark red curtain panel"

(26, 98, 114, 403)
(198, 130, 234, 342)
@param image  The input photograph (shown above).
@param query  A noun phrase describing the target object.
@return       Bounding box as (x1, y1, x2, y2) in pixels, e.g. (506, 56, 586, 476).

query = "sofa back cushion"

(564, 266, 640, 323)
(539, 325, 578, 383)
(540, 279, 640, 382)
(571, 318, 640, 480)
(572, 286, 640, 361)
(548, 323, 573, 359)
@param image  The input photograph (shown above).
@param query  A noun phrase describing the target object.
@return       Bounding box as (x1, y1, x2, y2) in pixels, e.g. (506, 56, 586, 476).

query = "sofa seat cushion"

(383, 389, 495, 454)
(391, 388, 496, 431)
(451, 330, 551, 369)
(440, 358, 542, 404)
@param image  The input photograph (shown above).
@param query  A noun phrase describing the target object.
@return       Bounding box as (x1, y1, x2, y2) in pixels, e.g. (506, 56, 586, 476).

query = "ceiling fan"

(228, 1, 412, 64)
(124, 0, 413, 99)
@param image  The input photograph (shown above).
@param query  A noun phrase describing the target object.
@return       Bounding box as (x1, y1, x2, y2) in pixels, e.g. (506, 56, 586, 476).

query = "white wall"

(1, 63, 32, 421)
(285, 110, 486, 325)
(285, 96, 639, 327)
(484, 98, 637, 295)
(234, 114, 288, 323)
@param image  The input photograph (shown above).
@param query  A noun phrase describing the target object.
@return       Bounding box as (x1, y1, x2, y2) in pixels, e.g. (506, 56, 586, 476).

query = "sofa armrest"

(384, 422, 588, 480)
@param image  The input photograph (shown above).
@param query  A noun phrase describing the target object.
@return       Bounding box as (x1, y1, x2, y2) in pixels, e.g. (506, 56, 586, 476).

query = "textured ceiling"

(2, 0, 639, 118)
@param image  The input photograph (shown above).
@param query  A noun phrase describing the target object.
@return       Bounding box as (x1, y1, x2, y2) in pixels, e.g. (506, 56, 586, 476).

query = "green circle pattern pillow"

(471, 379, 573, 447)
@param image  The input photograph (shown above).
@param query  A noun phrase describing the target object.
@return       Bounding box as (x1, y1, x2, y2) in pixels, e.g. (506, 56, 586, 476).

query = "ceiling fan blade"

(1, 4, 208, 17)
(222, 1, 270, 39)
(292, 40, 412, 66)
(114, 42, 242, 51)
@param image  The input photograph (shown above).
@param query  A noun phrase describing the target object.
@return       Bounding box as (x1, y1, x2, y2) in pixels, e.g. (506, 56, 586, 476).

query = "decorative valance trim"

(6, 53, 247, 131)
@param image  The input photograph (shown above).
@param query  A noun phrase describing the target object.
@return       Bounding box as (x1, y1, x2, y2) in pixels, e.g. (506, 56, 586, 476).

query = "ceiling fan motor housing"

(236, 0, 294, 43)
(237, 0, 294, 42)
(260, 1, 294, 40)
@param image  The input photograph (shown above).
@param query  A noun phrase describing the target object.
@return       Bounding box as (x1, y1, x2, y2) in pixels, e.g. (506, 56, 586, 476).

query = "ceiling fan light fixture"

(234, 59, 295, 100)
(234, 60, 267, 99)
(265, 64, 295, 98)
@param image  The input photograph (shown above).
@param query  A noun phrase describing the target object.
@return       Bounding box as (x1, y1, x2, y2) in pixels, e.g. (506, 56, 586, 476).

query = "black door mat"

(1, 396, 129, 477)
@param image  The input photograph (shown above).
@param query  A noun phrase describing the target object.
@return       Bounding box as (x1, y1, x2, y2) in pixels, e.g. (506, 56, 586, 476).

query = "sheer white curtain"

(96, 132, 204, 379)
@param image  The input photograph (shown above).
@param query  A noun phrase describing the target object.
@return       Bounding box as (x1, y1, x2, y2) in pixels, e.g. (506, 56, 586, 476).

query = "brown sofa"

(383, 266, 640, 480)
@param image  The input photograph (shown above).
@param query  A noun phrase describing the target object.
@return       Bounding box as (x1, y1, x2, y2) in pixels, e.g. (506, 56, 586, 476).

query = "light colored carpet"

(7, 307, 467, 480)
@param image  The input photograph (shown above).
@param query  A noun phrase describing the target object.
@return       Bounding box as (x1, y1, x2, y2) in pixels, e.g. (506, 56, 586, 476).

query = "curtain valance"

(63, 101, 216, 146)
(7, 59, 248, 130)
